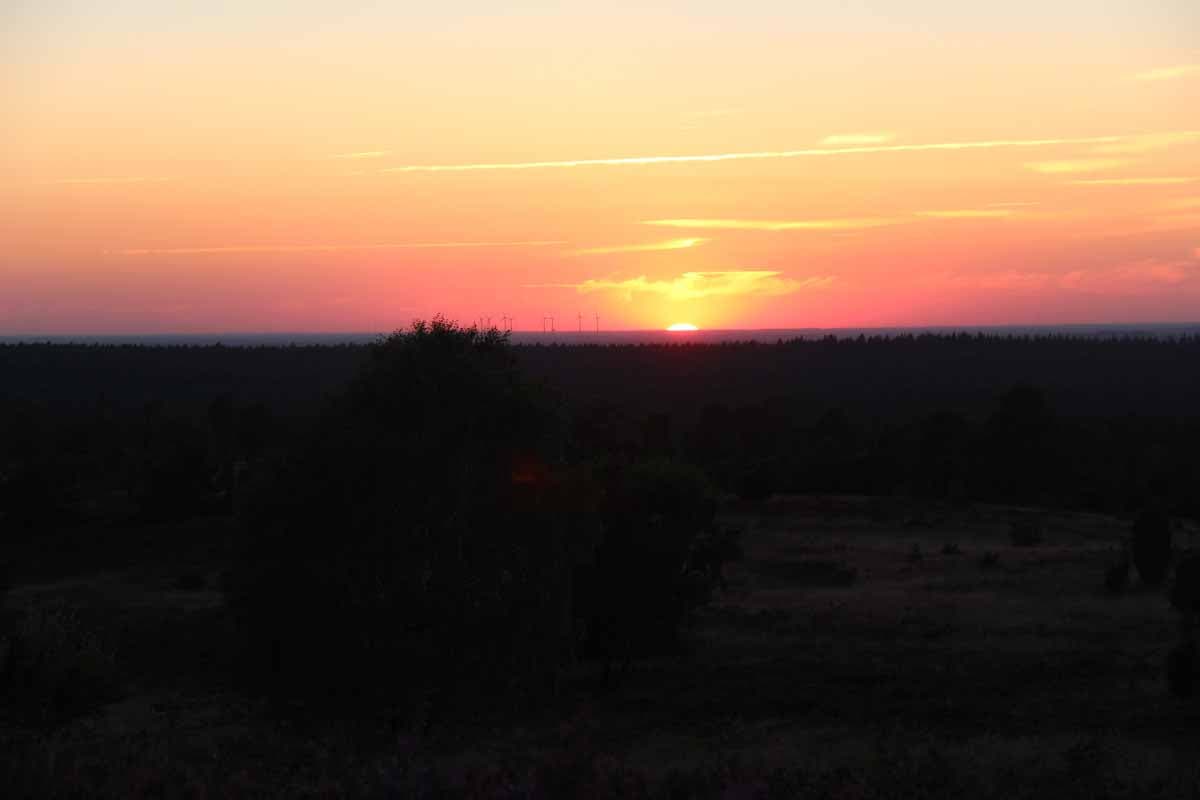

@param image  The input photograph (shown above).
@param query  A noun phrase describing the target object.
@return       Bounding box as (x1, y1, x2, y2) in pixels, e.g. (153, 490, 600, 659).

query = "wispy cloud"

(1026, 159, 1131, 174)
(643, 218, 900, 231)
(382, 134, 1128, 173)
(1134, 214, 1200, 234)
(1092, 131, 1200, 155)
(946, 259, 1198, 293)
(820, 133, 896, 145)
(1070, 177, 1196, 186)
(916, 209, 1016, 219)
(1133, 64, 1200, 81)
(573, 238, 708, 256)
(111, 240, 564, 256)
(1059, 259, 1197, 292)
(943, 271, 1052, 291)
(49, 177, 172, 185)
(648, 211, 1021, 229)
(330, 150, 391, 160)
(535, 270, 833, 301)
(1082, 213, 1200, 239)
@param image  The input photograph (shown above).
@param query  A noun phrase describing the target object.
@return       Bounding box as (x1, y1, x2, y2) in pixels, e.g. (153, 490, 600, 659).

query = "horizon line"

(5, 321, 1200, 340)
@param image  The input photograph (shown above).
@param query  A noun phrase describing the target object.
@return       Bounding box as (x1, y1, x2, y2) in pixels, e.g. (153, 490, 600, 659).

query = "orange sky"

(2, 2, 1198, 332)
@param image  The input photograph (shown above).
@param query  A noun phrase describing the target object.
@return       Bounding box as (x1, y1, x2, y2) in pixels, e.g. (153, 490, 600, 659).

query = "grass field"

(4, 498, 1200, 797)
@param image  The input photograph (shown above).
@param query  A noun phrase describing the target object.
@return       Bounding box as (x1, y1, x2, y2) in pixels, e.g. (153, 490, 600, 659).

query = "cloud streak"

(573, 238, 708, 255)
(49, 177, 172, 185)
(648, 211, 1023, 230)
(1026, 159, 1130, 174)
(574, 271, 832, 300)
(382, 134, 1129, 173)
(1070, 177, 1196, 186)
(1060, 259, 1197, 292)
(531, 271, 832, 300)
(1091, 131, 1200, 155)
(111, 241, 565, 255)
(948, 258, 1198, 293)
(644, 218, 900, 231)
(1134, 64, 1200, 81)
(916, 209, 1015, 219)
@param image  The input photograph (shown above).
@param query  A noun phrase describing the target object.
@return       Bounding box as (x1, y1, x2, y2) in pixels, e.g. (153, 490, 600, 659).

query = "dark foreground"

(2, 332, 1199, 797)
(3, 499, 1199, 798)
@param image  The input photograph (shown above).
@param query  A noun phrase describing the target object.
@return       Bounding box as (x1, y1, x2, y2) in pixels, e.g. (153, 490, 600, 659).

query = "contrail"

(111, 240, 565, 255)
(382, 135, 1128, 173)
(50, 177, 173, 185)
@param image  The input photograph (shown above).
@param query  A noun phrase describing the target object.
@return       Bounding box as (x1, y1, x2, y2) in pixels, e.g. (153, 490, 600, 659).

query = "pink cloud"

(1055, 259, 1197, 293)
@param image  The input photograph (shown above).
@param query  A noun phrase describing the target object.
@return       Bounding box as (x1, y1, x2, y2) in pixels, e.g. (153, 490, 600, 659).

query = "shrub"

(227, 319, 583, 716)
(686, 525, 743, 595)
(1167, 641, 1195, 698)
(1131, 509, 1171, 586)
(978, 551, 1000, 569)
(1008, 513, 1044, 547)
(1169, 554, 1200, 616)
(1103, 555, 1130, 595)
(941, 542, 962, 556)
(575, 459, 725, 661)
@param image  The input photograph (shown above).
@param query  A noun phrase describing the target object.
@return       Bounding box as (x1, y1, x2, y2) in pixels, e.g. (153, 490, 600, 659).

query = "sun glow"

(666, 323, 699, 332)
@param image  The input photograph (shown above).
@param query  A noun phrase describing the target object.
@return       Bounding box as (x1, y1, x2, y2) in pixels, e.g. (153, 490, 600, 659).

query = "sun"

(666, 322, 699, 332)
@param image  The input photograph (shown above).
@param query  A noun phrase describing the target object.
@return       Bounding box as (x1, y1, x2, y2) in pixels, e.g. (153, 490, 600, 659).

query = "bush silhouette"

(227, 319, 580, 716)
(1008, 513, 1044, 547)
(1170, 554, 1200, 616)
(1131, 509, 1171, 586)
(1167, 641, 1195, 698)
(1104, 550, 1130, 595)
(982, 384, 1055, 503)
(575, 459, 726, 664)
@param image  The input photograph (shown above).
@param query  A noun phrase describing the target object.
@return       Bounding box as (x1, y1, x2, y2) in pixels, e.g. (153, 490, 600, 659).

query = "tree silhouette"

(575, 459, 723, 667)
(228, 319, 578, 717)
(1131, 509, 1171, 586)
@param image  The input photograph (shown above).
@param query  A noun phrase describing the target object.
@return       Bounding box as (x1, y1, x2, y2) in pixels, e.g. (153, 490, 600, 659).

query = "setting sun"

(667, 323, 700, 332)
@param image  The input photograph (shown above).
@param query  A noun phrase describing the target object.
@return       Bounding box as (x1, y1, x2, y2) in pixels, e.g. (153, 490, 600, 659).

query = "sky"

(3, 1, 1199, 333)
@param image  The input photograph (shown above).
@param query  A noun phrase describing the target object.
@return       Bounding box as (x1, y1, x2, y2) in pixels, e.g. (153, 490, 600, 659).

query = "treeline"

(2, 334, 1199, 541)
(518, 333, 1200, 422)
(5, 333, 1200, 419)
